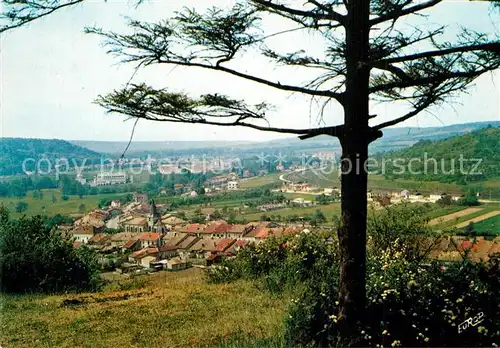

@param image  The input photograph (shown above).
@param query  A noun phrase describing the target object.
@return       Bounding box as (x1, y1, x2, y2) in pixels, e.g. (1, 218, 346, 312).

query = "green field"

(0, 268, 286, 348)
(239, 174, 281, 189)
(241, 203, 341, 222)
(423, 205, 467, 220)
(0, 189, 128, 217)
(469, 215, 500, 234)
(431, 204, 500, 230)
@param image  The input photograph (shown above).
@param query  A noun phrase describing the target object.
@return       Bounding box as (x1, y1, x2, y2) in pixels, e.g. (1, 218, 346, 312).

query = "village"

(60, 167, 488, 277)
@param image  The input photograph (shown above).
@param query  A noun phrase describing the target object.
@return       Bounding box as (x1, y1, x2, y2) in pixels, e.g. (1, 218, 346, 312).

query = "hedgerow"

(207, 206, 500, 347)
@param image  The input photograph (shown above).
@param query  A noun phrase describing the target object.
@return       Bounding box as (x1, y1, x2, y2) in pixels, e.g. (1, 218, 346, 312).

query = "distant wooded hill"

(71, 121, 500, 155)
(0, 138, 102, 176)
(376, 126, 500, 184)
(2, 121, 498, 176)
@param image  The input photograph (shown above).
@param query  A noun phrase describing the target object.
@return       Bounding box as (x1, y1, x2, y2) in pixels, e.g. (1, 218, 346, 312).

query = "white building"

(92, 172, 127, 186)
(76, 173, 87, 185)
(227, 181, 240, 190)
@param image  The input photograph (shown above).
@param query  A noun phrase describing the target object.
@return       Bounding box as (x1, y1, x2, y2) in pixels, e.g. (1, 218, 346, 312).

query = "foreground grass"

(0, 268, 287, 348)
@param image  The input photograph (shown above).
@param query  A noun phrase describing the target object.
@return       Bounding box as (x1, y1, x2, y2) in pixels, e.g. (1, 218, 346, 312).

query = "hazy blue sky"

(1, 0, 499, 141)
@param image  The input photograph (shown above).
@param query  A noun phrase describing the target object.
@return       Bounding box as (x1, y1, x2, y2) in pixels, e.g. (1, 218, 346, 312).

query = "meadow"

(431, 203, 500, 230)
(0, 268, 287, 348)
(471, 214, 500, 234)
(0, 189, 128, 217)
(239, 174, 281, 189)
(241, 203, 341, 222)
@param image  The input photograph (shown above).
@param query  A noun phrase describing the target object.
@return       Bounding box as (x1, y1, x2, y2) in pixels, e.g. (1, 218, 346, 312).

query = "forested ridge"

(379, 126, 500, 183)
(0, 138, 102, 175)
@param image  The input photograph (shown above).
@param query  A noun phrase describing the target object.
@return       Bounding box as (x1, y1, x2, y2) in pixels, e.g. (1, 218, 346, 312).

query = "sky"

(1, 0, 499, 142)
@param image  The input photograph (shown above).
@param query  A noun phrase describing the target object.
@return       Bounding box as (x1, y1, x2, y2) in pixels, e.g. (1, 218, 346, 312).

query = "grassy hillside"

(0, 138, 103, 176)
(0, 189, 126, 217)
(0, 269, 287, 348)
(377, 126, 499, 184)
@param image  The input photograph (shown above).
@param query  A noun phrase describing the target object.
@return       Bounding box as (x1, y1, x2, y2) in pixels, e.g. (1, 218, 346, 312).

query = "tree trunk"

(337, 0, 370, 341)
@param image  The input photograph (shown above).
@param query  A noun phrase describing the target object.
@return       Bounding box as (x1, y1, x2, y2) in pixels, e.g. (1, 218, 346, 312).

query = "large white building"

(92, 172, 127, 186)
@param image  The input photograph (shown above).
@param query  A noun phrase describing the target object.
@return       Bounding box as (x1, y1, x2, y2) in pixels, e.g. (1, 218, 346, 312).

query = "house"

(227, 181, 240, 190)
(200, 220, 230, 238)
(162, 234, 188, 247)
(122, 238, 141, 252)
(213, 238, 236, 254)
(138, 232, 161, 249)
(207, 173, 238, 189)
(110, 232, 140, 247)
(400, 190, 410, 199)
(73, 211, 107, 229)
(106, 215, 121, 229)
(110, 200, 121, 208)
(92, 172, 126, 186)
(225, 240, 248, 255)
(409, 192, 423, 201)
(133, 193, 149, 204)
(70, 224, 99, 243)
(131, 248, 159, 268)
(452, 195, 463, 202)
(158, 244, 179, 259)
(175, 236, 199, 251)
(429, 194, 442, 202)
(87, 234, 111, 249)
(122, 217, 148, 233)
(179, 223, 207, 236)
(161, 216, 186, 230)
(291, 198, 313, 207)
(225, 224, 249, 239)
(242, 222, 282, 242)
(166, 257, 190, 271)
(188, 238, 218, 257)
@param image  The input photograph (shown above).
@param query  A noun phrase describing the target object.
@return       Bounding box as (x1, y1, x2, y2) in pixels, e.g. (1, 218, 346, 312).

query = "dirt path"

(454, 210, 500, 229)
(428, 207, 483, 226)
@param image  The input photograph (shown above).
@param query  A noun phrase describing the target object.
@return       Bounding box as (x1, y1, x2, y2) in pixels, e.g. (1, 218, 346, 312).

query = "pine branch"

(374, 42, 500, 66)
(252, 0, 345, 25)
(0, 0, 83, 33)
(369, 0, 443, 27)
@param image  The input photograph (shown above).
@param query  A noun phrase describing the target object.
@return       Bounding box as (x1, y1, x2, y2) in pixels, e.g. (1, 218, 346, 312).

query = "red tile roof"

(159, 244, 178, 252)
(214, 238, 236, 253)
(184, 223, 205, 233)
(123, 239, 139, 249)
(131, 247, 158, 259)
(214, 223, 232, 234)
(139, 232, 160, 241)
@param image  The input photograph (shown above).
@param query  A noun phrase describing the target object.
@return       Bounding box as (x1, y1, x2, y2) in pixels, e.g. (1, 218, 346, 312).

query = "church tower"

(147, 199, 161, 230)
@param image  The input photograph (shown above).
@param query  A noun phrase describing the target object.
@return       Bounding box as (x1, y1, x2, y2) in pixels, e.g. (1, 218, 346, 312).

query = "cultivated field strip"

(428, 207, 483, 226)
(454, 210, 500, 229)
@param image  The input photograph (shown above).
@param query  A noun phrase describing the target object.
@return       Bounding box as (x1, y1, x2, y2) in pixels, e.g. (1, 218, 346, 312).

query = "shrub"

(0, 208, 101, 294)
(210, 206, 500, 347)
(458, 193, 480, 206)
